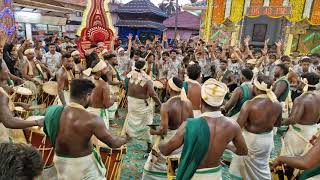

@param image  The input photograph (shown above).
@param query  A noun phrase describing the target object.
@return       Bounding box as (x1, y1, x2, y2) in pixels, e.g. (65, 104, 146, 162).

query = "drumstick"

(120, 114, 129, 136)
(29, 104, 47, 110)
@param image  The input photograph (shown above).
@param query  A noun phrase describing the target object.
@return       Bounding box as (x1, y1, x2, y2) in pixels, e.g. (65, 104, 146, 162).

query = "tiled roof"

(113, 0, 168, 18)
(115, 19, 167, 31)
(163, 11, 200, 30)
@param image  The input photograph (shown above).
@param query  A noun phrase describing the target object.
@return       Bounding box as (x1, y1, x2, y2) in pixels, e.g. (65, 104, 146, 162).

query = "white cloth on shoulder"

(229, 129, 273, 180)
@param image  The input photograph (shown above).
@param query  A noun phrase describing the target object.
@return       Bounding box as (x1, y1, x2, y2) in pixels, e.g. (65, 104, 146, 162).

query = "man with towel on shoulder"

(229, 74, 282, 180)
(22, 49, 50, 94)
(183, 63, 202, 117)
(44, 79, 126, 179)
(159, 78, 248, 180)
(57, 53, 75, 106)
(125, 60, 161, 153)
(280, 72, 320, 157)
(142, 77, 193, 179)
(83, 59, 115, 129)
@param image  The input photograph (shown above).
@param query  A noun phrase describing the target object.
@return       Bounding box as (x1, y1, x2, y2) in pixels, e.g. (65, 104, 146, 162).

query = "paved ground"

(39, 108, 282, 180)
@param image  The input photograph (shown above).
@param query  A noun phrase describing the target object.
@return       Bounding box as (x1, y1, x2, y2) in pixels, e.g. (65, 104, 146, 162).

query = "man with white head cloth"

(229, 74, 282, 180)
(83, 60, 115, 129)
(142, 77, 193, 180)
(159, 78, 248, 180)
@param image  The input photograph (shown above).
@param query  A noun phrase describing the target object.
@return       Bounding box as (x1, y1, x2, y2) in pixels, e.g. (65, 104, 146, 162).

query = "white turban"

(201, 78, 228, 107)
(24, 49, 35, 55)
(83, 60, 107, 77)
(71, 50, 80, 57)
(253, 77, 278, 102)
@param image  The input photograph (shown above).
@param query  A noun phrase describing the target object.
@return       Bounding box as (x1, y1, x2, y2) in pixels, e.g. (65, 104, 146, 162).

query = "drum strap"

(0, 87, 15, 111)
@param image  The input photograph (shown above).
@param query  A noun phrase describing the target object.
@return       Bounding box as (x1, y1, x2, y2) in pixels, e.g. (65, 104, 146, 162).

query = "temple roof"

(163, 11, 200, 30)
(115, 19, 167, 31)
(113, 0, 168, 18)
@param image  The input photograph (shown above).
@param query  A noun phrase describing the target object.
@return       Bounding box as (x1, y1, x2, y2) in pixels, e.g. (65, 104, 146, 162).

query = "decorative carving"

(77, 0, 114, 56)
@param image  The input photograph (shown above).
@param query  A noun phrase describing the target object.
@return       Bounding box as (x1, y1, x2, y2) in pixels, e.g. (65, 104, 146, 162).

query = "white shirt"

(42, 51, 62, 74)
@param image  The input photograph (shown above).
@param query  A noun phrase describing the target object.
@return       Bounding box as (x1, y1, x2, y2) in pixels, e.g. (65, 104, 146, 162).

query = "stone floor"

(39, 108, 282, 180)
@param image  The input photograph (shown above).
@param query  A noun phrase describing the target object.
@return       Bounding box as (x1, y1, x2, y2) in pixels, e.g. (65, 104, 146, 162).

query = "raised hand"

(275, 39, 282, 47)
(128, 33, 133, 40)
(244, 36, 250, 47)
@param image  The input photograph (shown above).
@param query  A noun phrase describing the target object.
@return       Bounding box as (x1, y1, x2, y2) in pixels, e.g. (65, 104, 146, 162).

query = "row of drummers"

(7, 78, 129, 179)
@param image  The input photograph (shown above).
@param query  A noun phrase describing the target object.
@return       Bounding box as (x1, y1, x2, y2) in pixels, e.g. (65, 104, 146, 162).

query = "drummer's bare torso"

(55, 107, 97, 157)
(163, 96, 193, 130)
(187, 81, 201, 110)
(239, 98, 282, 134)
(199, 116, 244, 169)
(127, 80, 152, 100)
(90, 79, 112, 108)
(25, 61, 40, 77)
(291, 92, 320, 125)
(56, 68, 70, 91)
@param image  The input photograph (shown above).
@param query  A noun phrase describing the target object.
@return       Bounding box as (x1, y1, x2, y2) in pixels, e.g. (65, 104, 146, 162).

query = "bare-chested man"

(183, 63, 202, 117)
(0, 62, 43, 143)
(222, 68, 253, 120)
(229, 75, 282, 180)
(159, 78, 247, 179)
(105, 54, 122, 127)
(56, 53, 74, 106)
(142, 77, 193, 179)
(44, 79, 126, 179)
(83, 59, 115, 129)
(125, 60, 161, 153)
(71, 50, 84, 79)
(281, 72, 320, 157)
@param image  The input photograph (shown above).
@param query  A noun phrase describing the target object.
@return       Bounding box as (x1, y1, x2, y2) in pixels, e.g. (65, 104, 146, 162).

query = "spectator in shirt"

(42, 43, 62, 76)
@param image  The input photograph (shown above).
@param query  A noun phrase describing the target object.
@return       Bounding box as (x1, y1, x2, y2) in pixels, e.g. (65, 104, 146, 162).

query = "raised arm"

(92, 115, 127, 148)
(275, 40, 283, 59)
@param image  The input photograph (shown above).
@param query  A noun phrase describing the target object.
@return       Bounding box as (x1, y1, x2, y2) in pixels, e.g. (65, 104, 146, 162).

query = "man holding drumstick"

(0, 60, 43, 143)
(44, 79, 127, 179)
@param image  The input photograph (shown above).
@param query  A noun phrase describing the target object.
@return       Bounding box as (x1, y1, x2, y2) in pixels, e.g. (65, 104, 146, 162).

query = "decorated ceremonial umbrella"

(0, 0, 16, 37)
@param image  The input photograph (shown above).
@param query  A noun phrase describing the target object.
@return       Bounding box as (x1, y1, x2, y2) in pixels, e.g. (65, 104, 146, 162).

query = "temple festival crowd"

(1, 29, 320, 180)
